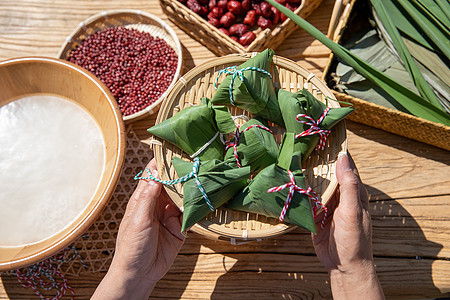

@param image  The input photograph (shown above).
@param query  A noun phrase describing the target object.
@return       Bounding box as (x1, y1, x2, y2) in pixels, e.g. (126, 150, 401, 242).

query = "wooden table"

(1, 0, 449, 299)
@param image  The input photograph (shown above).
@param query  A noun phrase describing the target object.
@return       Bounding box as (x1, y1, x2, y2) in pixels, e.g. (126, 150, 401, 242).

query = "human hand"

(93, 159, 185, 300)
(312, 152, 384, 299)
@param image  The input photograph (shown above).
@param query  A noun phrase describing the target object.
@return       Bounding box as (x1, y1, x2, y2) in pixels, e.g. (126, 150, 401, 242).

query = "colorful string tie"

(134, 157, 214, 211)
(295, 107, 331, 150)
(267, 170, 328, 229)
(214, 66, 272, 105)
(225, 124, 273, 168)
(12, 245, 86, 300)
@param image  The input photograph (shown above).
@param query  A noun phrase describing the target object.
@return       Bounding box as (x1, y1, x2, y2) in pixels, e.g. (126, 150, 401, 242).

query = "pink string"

(225, 124, 273, 168)
(267, 170, 328, 229)
(295, 107, 331, 150)
(14, 247, 80, 300)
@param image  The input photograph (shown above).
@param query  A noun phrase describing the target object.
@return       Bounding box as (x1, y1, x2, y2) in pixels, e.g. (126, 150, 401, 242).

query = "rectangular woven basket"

(160, 0, 323, 55)
(322, 0, 450, 151)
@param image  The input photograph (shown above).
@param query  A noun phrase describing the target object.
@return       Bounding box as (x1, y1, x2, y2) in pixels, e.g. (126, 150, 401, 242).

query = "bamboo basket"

(323, 0, 450, 151)
(58, 9, 183, 123)
(160, 0, 323, 56)
(152, 53, 347, 242)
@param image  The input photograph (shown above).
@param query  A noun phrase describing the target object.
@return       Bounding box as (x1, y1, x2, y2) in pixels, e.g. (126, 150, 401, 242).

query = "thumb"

(124, 162, 162, 222)
(336, 152, 361, 213)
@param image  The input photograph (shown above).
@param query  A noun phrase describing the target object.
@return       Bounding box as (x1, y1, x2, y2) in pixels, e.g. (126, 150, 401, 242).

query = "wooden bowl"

(0, 57, 125, 271)
(58, 9, 183, 123)
(152, 53, 347, 243)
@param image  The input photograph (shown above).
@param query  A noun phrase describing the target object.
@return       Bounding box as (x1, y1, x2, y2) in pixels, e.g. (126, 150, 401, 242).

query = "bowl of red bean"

(58, 10, 183, 122)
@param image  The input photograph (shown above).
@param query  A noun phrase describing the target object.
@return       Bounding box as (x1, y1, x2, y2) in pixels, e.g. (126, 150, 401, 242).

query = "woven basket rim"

(57, 9, 183, 123)
(153, 52, 347, 241)
(333, 91, 450, 130)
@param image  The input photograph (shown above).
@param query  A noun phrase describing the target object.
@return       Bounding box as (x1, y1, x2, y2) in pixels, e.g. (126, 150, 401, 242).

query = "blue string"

(134, 157, 214, 211)
(214, 66, 272, 105)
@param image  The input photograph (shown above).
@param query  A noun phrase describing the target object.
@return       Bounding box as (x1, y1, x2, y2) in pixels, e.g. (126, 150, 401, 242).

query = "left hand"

(92, 159, 185, 299)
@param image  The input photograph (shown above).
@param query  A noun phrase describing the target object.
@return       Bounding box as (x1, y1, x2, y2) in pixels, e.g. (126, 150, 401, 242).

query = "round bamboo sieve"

(153, 52, 347, 243)
(57, 9, 183, 123)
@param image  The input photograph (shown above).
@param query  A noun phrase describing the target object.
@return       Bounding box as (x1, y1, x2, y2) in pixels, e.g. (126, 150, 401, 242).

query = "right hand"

(312, 152, 384, 299)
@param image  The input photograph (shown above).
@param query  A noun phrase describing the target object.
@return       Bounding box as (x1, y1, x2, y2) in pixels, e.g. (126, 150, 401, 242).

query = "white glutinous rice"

(0, 94, 105, 246)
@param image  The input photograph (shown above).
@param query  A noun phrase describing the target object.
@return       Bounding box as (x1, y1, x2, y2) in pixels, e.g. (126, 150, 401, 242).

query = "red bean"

(218, 27, 231, 36)
(227, 0, 244, 15)
(208, 17, 220, 27)
(208, 6, 224, 19)
(209, 0, 217, 9)
(242, 0, 251, 11)
(243, 10, 257, 26)
(271, 6, 280, 25)
(217, 0, 228, 9)
(220, 12, 236, 28)
(187, 0, 204, 14)
(260, 2, 273, 18)
(286, 2, 300, 10)
(229, 24, 249, 37)
(252, 1, 262, 16)
(257, 16, 273, 29)
(239, 31, 256, 46)
(69, 27, 178, 116)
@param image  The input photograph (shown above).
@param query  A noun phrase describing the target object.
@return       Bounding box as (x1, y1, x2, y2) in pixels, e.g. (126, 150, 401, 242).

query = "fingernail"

(146, 170, 159, 186)
(338, 150, 348, 158)
(338, 152, 352, 171)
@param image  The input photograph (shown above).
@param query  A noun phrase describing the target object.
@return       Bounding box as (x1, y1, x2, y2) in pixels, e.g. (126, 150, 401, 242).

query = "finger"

(314, 188, 338, 225)
(134, 169, 162, 218)
(123, 160, 162, 224)
(161, 203, 185, 241)
(347, 152, 361, 180)
(336, 152, 362, 213)
(148, 158, 157, 174)
(159, 188, 182, 216)
(347, 153, 369, 210)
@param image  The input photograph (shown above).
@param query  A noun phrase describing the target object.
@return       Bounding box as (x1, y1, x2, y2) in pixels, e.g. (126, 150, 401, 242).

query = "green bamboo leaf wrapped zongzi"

(172, 157, 251, 232)
(224, 117, 279, 173)
(227, 133, 323, 233)
(147, 97, 236, 161)
(278, 88, 354, 162)
(211, 49, 285, 127)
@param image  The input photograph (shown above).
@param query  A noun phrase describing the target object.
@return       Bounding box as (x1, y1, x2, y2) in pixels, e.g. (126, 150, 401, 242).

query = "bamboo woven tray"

(152, 52, 348, 243)
(160, 0, 323, 56)
(58, 9, 183, 123)
(323, 0, 450, 151)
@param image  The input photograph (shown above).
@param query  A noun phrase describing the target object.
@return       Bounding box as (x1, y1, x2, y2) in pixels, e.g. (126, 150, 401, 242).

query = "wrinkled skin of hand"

(93, 159, 184, 299)
(312, 153, 384, 300)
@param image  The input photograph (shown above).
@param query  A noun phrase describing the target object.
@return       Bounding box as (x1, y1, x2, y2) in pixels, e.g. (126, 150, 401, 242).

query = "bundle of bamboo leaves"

(265, 0, 450, 126)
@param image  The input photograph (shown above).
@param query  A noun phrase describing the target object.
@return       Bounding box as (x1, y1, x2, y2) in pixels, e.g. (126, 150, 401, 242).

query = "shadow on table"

(368, 187, 447, 299)
(205, 185, 446, 299)
(150, 240, 201, 299)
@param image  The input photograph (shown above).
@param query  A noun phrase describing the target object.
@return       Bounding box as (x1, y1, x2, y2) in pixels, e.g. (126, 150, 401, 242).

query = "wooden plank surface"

(1, 0, 450, 299)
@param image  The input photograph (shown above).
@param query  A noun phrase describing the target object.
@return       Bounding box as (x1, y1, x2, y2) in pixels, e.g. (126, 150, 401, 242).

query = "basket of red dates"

(160, 0, 323, 55)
